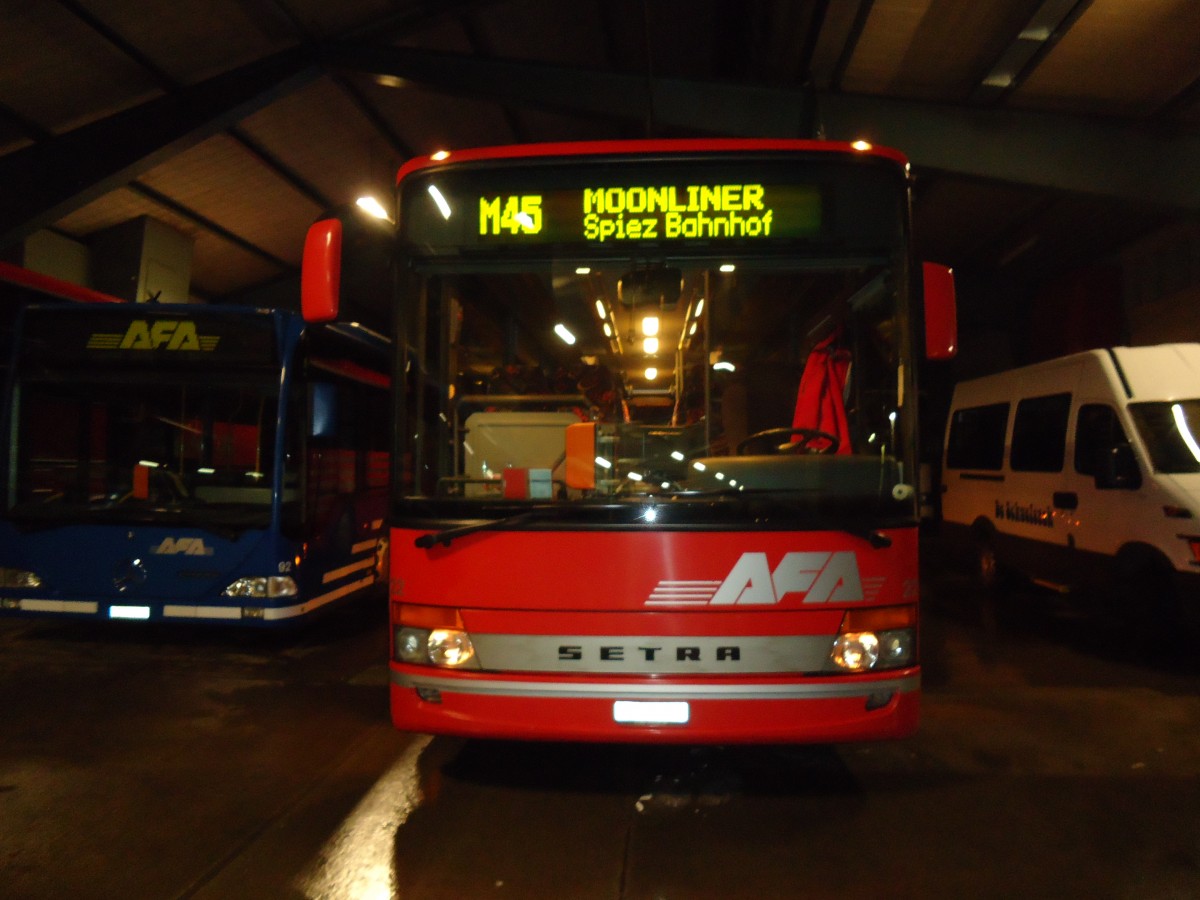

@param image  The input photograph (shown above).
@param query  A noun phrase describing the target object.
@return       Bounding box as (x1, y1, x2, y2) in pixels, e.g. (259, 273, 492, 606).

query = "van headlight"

(222, 576, 298, 598)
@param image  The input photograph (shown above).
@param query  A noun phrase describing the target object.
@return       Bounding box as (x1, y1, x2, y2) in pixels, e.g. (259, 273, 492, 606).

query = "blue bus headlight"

(222, 576, 298, 599)
(0, 568, 43, 589)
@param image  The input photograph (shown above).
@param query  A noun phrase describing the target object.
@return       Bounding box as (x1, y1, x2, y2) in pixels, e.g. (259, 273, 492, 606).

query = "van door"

(1063, 401, 1146, 588)
(1000, 384, 1077, 585)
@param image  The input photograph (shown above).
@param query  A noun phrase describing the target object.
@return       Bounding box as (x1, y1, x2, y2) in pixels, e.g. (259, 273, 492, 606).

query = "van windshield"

(1128, 400, 1200, 474)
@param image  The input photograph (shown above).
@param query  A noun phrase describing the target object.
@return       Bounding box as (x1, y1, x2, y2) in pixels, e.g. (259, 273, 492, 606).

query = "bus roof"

(396, 138, 909, 185)
(0, 261, 124, 305)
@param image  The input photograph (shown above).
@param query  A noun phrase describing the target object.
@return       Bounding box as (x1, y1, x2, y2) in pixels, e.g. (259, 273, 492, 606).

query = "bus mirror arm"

(831, 523, 892, 549)
(861, 529, 893, 549)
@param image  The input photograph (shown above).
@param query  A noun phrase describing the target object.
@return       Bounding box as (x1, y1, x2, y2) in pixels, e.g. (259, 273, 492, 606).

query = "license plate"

(613, 700, 689, 725)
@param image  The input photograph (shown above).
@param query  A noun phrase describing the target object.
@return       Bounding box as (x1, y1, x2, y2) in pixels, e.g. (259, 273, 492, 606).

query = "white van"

(940, 345, 1200, 625)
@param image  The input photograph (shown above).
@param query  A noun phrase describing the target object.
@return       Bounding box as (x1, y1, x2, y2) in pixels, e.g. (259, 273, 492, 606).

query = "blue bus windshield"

(8, 374, 295, 528)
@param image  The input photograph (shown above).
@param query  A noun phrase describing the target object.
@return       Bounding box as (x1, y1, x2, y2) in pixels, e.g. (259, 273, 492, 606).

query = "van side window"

(1074, 404, 1128, 475)
(946, 402, 1009, 470)
(1010, 393, 1071, 472)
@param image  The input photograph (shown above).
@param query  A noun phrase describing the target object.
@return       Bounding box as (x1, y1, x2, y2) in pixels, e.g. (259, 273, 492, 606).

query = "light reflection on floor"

(297, 735, 433, 900)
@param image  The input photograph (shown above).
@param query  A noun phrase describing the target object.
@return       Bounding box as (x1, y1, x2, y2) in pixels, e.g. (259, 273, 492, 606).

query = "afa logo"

(87, 320, 220, 352)
(647, 551, 881, 606)
(150, 537, 215, 556)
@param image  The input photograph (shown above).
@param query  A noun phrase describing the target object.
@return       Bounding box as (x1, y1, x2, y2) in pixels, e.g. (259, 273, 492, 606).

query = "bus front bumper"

(389, 666, 920, 744)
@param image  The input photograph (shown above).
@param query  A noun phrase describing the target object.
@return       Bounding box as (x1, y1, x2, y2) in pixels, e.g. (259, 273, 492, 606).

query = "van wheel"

(969, 535, 1008, 634)
(1116, 553, 1179, 636)
(973, 537, 1005, 593)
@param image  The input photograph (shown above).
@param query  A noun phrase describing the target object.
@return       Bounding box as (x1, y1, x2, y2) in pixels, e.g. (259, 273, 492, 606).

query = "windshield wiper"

(672, 488, 894, 549)
(414, 508, 554, 549)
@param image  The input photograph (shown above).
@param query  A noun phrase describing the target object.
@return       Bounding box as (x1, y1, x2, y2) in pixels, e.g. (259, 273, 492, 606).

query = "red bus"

(304, 139, 956, 743)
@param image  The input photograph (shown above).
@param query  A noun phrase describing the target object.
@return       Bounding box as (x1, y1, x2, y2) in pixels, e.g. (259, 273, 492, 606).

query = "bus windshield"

(397, 150, 917, 522)
(409, 254, 913, 518)
(8, 373, 291, 528)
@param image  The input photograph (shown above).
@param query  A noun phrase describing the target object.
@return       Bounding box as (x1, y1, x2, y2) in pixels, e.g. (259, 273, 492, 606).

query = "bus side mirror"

(302, 219, 342, 323)
(309, 382, 338, 439)
(1095, 443, 1142, 490)
(922, 262, 957, 360)
(301, 211, 393, 329)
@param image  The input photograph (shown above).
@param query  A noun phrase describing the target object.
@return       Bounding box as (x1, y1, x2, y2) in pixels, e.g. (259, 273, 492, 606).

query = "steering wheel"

(736, 427, 840, 456)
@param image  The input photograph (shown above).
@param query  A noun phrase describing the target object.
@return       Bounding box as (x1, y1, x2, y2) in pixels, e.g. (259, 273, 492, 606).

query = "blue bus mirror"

(309, 382, 337, 439)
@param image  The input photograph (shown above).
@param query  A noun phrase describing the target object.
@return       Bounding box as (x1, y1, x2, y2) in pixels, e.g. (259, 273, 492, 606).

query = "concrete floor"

(1, 559, 1198, 899)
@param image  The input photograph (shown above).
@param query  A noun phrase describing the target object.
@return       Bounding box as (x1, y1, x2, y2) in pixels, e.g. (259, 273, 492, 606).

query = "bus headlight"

(0, 567, 43, 589)
(394, 626, 479, 668)
(396, 627, 430, 663)
(832, 631, 880, 671)
(828, 629, 915, 671)
(393, 604, 480, 669)
(222, 576, 298, 598)
(428, 629, 476, 667)
(827, 607, 917, 673)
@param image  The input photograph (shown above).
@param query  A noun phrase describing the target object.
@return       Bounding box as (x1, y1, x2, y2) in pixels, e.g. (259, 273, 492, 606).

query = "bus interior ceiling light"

(554, 323, 577, 345)
(426, 185, 452, 220)
(356, 196, 392, 221)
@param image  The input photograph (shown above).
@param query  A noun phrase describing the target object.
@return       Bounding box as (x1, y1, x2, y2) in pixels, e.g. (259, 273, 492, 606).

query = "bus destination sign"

(474, 182, 821, 244)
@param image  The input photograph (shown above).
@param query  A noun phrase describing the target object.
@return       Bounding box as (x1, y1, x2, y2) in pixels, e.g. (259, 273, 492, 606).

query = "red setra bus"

(303, 139, 957, 743)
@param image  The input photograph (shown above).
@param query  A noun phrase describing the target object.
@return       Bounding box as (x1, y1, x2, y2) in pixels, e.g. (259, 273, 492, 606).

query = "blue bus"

(0, 277, 390, 625)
